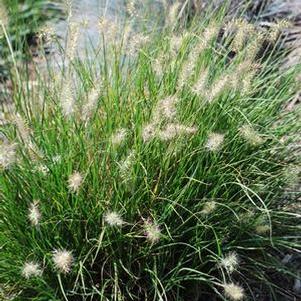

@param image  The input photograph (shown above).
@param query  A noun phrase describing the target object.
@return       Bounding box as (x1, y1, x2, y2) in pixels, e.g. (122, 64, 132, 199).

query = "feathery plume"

(22, 261, 42, 279)
(61, 78, 75, 117)
(68, 171, 83, 193)
(230, 19, 255, 52)
(28, 201, 41, 226)
(82, 87, 99, 121)
(12, 114, 43, 160)
(167, 1, 181, 26)
(192, 68, 209, 95)
(255, 224, 270, 235)
(239, 125, 264, 146)
(98, 17, 118, 42)
(64, 0, 73, 19)
(52, 249, 73, 274)
(178, 26, 217, 87)
(245, 32, 264, 61)
(153, 56, 164, 77)
(207, 75, 230, 103)
(119, 151, 135, 181)
(142, 123, 157, 142)
(170, 35, 183, 55)
(0, 111, 9, 126)
(159, 123, 197, 141)
(38, 25, 56, 44)
(127, 33, 150, 55)
(0, 142, 16, 169)
(126, 0, 137, 18)
(223, 283, 245, 301)
(158, 123, 197, 141)
(12, 113, 31, 144)
(104, 211, 124, 227)
(199, 25, 219, 50)
(66, 22, 79, 61)
(269, 20, 291, 42)
(144, 220, 161, 243)
(111, 128, 127, 146)
(201, 201, 216, 215)
(232, 61, 259, 93)
(52, 155, 62, 164)
(153, 96, 178, 122)
(34, 164, 49, 175)
(205, 133, 224, 152)
(220, 252, 239, 273)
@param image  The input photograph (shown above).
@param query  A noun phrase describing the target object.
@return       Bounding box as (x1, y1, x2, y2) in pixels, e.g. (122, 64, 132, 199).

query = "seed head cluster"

(201, 201, 217, 215)
(104, 211, 124, 227)
(28, 201, 41, 226)
(223, 283, 245, 301)
(220, 252, 239, 273)
(22, 261, 42, 279)
(239, 125, 264, 146)
(205, 133, 224, 152)
(111, 128, 127, 146)
(68, 171, 83, 193)
(144, 220, 161, 244)
(0, 142, 16, 169)
(52, 249, 73, 274)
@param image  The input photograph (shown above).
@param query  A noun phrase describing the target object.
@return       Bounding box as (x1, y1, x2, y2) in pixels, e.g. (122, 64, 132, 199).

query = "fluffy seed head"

(224, 283, 245, 301)
(111, 128, 127, 146)
(28, 201, 41, 226)
(158, 123, 197, 141)
(170, 32, 190, 57)
(119, 151, 135, 181)
(12, 113, 31, 144)
(231, 19, 255, 52)
(178, 27, 217, 88)
(68, 171, 83, 193)
(239, 125, 264, 146)
(153, 96, 178, 122)
(220, 252, 239, 273)
(104, 211, 124, 227)
(144, 220, 161, 243)
(52, 155, 62, 164)
(201, 201, 216, 215)
(255, 224, 270, 235)
(98, 17, 118, 42)
(127, 33, 150, 55)
(142, 123, 157, 142)
(52, 249, 73, 273)
(82, 87, 99, 121)
(126, 0, 137, 18)
(192, 68, 209, 95)
(0, 142, 16, 169)
(167, 2, 182, 26)
(269, 20, 291, 42)
(205, 133, 224, 152)
(153, 56, 164, 77)
(22, 261, 42, 279)
(35, 164, 49, 175)
(66, 22, 79, 61)
(61, 79, 75, 117)
(38, 25, 56, 44)
(207, 75, 230, 102)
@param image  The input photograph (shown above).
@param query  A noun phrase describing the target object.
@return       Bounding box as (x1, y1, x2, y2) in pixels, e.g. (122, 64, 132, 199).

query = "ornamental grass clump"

(0, 5, 300, 301)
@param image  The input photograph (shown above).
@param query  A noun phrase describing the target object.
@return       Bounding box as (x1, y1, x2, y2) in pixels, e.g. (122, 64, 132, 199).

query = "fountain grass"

(0, 4, 300, 301)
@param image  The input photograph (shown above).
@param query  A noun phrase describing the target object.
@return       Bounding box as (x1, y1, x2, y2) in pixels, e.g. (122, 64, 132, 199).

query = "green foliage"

(0, 8, 300, 301)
